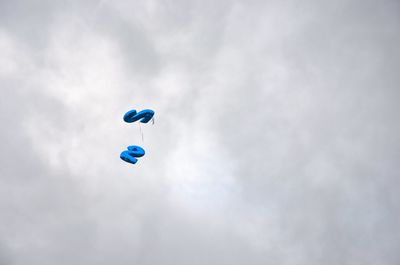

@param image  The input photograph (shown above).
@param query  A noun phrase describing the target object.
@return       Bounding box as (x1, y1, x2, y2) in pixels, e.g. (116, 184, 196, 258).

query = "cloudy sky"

(1, 0, 400, 264)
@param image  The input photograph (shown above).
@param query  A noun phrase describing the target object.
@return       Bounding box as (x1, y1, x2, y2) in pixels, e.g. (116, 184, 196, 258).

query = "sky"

(1, 0, 400, 264)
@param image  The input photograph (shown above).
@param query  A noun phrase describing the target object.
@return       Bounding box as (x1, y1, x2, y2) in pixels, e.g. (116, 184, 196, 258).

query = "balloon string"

(139, 123, 144, 142)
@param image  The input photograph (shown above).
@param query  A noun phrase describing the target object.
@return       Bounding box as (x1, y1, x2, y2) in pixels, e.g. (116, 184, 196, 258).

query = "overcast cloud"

(1, 0, 400, 264)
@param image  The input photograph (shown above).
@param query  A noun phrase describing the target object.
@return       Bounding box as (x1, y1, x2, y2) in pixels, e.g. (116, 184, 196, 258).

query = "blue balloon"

(120, 151, 138, 164)
(120, 108, 154, 165)
(123, 109, 155, 123)
(120, 145, 145, 164)
(127, 145, 145, 157)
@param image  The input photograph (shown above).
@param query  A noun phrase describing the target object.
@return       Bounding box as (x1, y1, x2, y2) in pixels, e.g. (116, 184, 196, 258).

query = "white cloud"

(1, 0, 400, 264)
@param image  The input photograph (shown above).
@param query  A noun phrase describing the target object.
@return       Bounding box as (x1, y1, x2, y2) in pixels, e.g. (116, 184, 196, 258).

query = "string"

(139, 122, 144, 142)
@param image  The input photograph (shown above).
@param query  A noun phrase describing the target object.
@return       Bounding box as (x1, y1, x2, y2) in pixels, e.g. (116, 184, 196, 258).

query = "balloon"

(120, 146, 145, 164)
(119, 109, 154, 164)
(123, 109, 155, 123)
(120, 108, 155, 165)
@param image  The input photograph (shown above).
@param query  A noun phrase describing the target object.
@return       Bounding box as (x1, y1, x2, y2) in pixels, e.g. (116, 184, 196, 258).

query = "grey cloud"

(1, 0, 400, 264)
(201, 1, 400, 264)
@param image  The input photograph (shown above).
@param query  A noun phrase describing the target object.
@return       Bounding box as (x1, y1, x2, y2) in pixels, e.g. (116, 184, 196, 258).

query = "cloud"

(1, 0, 400, 264)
